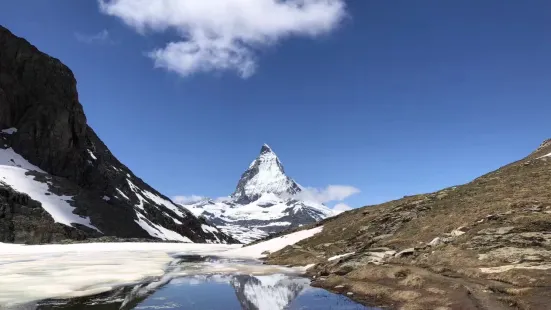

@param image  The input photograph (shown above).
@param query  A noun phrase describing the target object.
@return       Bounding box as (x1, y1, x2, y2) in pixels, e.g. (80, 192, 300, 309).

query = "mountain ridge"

(0, 25, 236, 244)
(264, 138, 551, 309)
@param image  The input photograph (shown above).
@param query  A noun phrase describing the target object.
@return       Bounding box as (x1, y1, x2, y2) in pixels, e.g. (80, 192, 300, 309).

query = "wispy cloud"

(98, 0, 346, 78)
(75, 29, 111, 44)
(332, 203, 353, 214)
(172, 195, 206, 205)
(293, 185, 360, 204)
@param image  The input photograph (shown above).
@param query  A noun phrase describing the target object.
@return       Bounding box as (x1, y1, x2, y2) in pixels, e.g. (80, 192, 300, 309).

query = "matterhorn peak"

(261, 143, 273, 154)
(182, 143, 335, 243)
(231, 144, 302, 203)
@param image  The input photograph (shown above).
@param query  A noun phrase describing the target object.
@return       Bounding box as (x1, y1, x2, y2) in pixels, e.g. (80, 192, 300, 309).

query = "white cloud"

(172, 195, 206, 205)
(293, 185, 360, 204)
(98, 0, 346, 78)
(75, 29, 111, 44)
(332, 203, 352, 214)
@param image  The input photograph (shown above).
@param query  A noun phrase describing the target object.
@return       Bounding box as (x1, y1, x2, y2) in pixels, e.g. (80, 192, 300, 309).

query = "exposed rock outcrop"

(265, 138, 551, 309)
(0, 26, 237, 244)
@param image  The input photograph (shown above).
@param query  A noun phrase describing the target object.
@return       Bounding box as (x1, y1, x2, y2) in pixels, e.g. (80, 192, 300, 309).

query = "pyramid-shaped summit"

(232, 144, 302, 204)
(180, 144, 335, 243)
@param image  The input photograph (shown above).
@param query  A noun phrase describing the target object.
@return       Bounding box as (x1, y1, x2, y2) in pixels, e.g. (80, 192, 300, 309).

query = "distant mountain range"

(179, 144, 335, 243)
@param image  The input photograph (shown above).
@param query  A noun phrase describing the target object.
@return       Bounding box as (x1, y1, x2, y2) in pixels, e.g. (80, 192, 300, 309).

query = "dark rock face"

(0, 184, 90, 243)
(0, 26, 237, 244)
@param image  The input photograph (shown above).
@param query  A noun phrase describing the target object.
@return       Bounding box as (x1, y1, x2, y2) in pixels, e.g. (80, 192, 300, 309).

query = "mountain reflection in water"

(34, 273, 370, 310)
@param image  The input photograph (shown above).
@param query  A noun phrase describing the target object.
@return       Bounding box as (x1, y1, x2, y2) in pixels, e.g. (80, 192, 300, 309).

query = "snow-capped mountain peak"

(232, 144, 302, 204)
(181, 144, 335, 243)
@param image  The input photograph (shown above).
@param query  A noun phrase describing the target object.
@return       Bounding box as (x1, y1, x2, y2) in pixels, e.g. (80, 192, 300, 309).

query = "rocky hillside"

(0, 26, 236, 244)
(265, 140, 551, 309)
(180, 144, 335, 243)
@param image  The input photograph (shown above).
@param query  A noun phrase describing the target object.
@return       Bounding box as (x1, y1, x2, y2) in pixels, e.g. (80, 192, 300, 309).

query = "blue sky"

(1, 1, 550, 210)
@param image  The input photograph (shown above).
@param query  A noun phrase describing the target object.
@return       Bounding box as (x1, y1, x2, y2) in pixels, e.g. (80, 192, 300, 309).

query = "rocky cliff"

(0, 26, 236, 244)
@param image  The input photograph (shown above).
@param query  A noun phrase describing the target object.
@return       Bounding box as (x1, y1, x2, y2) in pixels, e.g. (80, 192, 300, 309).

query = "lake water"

(30, 255, 372, 310)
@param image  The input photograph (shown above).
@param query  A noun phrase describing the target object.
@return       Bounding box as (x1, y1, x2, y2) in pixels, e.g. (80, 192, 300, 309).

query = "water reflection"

(34, 274, 368, 310)
(30, 256, 369, 310)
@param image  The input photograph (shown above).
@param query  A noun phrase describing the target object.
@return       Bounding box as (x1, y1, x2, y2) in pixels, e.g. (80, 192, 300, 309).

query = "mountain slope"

(0, 26, 236, 244)
(263, 139, 551, 309)
(232, 144, 302, 204)
(180, 145, 335, 243)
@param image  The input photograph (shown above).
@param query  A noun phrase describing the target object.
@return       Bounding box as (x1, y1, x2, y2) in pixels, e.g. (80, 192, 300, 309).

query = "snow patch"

(537, 152, 551, 159)
(0, 148, 44, 172)
(223, 226, 323, 258)
(0, 166, 100, 232)
(102, 196, 111, 201)
(127, 179, 188, 219)
(183, 194, 332, 243)
(201, 224, 219, 234)
(135, 213, 191, 243)
(328, 252, 355, 261)
(87, 149, 97, 160)
(1, 127, 17, 135)
(116, 188, 130, 200)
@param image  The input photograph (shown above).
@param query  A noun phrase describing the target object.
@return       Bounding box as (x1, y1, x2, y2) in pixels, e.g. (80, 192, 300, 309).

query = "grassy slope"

(265, 139, 551, 309)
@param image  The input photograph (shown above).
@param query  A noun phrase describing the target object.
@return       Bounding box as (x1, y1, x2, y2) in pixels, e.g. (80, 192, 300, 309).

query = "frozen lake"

(8, 255, 371, 310)
(0, 234, 374, 309)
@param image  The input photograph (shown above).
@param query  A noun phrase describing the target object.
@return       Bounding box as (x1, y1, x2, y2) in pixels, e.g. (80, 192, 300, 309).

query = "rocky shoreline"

(264, 145, 551, 309)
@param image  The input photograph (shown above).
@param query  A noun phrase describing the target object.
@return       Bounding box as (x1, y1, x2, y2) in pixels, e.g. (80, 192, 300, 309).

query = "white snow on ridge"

(538, 152, 551, 159)
(87, 149, 97, 160)
(328, 252, 355, 261)
(223, 226, 324, 258)
(126, 178, 188, 219)
(0, 166, 100, 232)
(1, 127, 17, 135)
(186, 193, 332, 223)
(238, 146, 297, 200)
(0, 148, 45, 172)
(135, 213, 191, 243)
(202, 224, 219, 234)
(217, 224, 269, 244)
(182, 192, 333, 243)
(181, 192, 333, 244)
(254, 221, 292, 227)
(115, 188, 130, 200)
(0, 148, 100, 232)
(125, 178, 199, 242)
